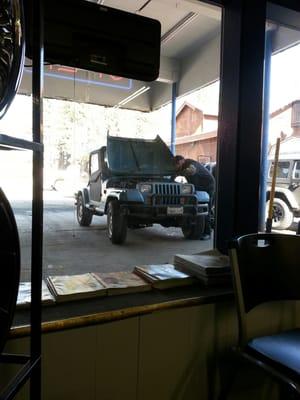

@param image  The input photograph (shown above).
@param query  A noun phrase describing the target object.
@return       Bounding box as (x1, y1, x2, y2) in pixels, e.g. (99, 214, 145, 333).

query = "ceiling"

(88, 0, 221, 58)
(18, 1, 300, 112)
(20, 0, 222, 111)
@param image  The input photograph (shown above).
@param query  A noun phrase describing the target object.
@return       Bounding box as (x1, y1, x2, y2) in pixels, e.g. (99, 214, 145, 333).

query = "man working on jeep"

(174, 155, 215, 240)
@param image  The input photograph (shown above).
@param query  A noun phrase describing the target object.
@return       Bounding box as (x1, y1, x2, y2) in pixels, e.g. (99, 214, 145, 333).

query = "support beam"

(215, 0, 266, 253)
(170, 82, 177, 155)
(258, 29, 274, 231)
(31, 0, 44, 398)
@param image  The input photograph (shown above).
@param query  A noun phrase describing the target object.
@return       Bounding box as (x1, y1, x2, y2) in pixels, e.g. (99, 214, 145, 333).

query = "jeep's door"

(291, 160, 300, 207)
(89, 150, 102, 203)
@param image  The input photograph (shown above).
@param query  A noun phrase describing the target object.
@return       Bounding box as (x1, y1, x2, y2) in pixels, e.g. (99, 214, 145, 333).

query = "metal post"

(31, 0, 44, 398)
(258, 28, 274, 231)
(170, 82, 177, 155)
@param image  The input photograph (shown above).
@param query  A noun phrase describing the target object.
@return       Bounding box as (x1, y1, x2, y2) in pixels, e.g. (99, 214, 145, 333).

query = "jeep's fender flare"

(266, 187, 298, 210)
(76, 188, 90, 207)
(104, 190, 144, 213)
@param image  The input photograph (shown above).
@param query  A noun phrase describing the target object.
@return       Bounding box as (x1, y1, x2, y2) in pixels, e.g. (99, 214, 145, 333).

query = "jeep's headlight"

(181, 184, 193, 194)
(140, 184, 152, 193)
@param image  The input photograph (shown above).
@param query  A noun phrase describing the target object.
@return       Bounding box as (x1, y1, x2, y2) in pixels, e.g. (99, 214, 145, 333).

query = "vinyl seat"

(248, 329, 300, 377)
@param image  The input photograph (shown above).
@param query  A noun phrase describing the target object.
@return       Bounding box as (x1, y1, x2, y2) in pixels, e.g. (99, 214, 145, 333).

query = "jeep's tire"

(77, 194, 93, 226)
(107, 200, 127, 244)
(182, 217, 205, 240)
(266, 198, 293, 230)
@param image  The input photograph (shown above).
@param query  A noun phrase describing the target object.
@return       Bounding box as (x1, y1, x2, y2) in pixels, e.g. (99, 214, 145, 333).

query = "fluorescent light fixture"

(116, 86, 150, 107)
(161, 12, 198, 44)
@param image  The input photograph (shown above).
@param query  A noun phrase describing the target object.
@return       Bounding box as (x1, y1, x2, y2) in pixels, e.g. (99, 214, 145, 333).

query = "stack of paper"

(133, 264, 197, 289)
(174, 250, 231, 286)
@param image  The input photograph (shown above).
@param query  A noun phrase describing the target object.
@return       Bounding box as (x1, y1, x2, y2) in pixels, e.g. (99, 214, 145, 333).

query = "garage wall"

(1, 301, 299, 400)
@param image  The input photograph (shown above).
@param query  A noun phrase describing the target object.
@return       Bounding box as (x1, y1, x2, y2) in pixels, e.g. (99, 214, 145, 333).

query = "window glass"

(0, 0, 222, 317)
(293, 161, 300, 179)
(260, 18, 300, 233)
(269, 161, 291, 179)
(90, 154, 99, 174)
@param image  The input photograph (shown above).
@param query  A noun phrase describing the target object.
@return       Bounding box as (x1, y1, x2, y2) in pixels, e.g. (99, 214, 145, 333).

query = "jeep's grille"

(155, 196, 181, 205)
(154, 183, 180, 195)
(153, 183, 180, 206)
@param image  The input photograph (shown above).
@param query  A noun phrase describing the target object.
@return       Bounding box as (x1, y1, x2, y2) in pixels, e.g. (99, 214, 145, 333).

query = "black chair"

(220, 233, 300, 399)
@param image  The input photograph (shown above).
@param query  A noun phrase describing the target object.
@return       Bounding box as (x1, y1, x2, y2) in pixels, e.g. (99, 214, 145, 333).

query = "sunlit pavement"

(9, 191, 213, 281)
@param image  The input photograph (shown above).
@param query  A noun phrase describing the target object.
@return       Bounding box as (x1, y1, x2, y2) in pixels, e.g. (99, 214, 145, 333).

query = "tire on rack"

(266, 198, 293, 230)
(181, 217, 205, 240)
(76, 193, 93, 226)
(107, 199, 127, 244)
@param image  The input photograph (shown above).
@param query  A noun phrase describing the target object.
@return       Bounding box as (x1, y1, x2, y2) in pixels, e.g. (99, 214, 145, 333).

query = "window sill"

(11, 283, 233, 338)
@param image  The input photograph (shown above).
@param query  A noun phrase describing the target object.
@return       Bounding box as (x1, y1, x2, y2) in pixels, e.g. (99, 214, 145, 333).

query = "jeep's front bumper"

(119, 193, 208, 224)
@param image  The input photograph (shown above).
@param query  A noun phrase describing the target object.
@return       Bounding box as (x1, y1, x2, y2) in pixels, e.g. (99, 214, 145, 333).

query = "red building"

(175, 100, 300, 163)
(175, 102, 218, 163)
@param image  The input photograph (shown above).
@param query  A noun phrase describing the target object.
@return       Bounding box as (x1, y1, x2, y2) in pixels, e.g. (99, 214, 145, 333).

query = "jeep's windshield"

(107, 135, 176, 176)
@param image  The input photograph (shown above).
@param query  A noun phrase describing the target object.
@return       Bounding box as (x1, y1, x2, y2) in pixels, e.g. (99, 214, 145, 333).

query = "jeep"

(75, 135, 209, 244)
(267, 157, 300, 230)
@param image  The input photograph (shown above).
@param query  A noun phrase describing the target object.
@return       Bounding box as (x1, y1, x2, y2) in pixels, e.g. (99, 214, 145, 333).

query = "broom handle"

(266, 137, 280, 232)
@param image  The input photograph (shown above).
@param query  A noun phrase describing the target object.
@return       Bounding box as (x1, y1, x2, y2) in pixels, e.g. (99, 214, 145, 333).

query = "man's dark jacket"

(182, 159, 215, 197)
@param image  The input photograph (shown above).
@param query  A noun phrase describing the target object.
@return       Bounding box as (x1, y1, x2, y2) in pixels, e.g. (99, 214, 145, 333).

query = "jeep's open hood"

(107, 135, 176, 176)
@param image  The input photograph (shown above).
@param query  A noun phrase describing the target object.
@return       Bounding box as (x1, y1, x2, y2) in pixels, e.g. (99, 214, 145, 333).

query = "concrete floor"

(12, 191, 213, 281)
(11, 190, 299, 281)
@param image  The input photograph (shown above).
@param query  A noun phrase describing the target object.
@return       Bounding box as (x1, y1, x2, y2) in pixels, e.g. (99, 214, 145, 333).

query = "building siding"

(176, 107, 203, 137)
(176, 138, 217, 163)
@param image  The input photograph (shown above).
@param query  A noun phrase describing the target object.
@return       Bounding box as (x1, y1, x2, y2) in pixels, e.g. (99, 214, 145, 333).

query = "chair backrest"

(229, 233, 300, 345)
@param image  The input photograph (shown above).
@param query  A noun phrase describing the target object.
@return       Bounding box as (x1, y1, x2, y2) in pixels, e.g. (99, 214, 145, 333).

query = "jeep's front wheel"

(181, 217, 205, 240)
(107, 200, 127, 244)
(77, 193, 93, 226)
(266, 198, 293, 230)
